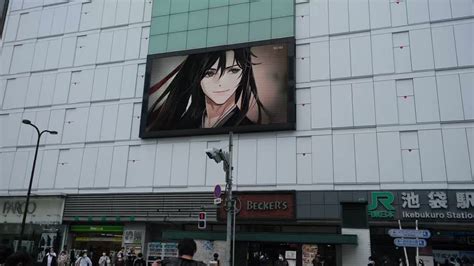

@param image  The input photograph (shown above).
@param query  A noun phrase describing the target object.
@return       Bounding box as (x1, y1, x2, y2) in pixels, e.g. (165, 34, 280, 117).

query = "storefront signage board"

(0, 197, 64, 224)
(218, 192, 295, 220)
(70, 225, 124, 233)
(368, 190, 474, 222)
(388, 229, 431, 239)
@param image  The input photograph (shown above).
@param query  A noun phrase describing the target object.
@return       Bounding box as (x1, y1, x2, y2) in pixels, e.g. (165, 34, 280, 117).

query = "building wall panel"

(257, 137, 277, 185)
(38, 74, 56, 106)
(454, 23, 473, 67)
(428, 0, 451, 21)
(350, 35, 372, 77)
(187, 142, 207, 186)
(312, 135, 333, 184)
(330, 38, 351, 79)
(237, 138, 257, 185)
(110, 146, 129, 187)
(413, 77, 440, 123)
(372, 34, 394, 74)
(277, 137, 297, 184)
(378, 132, 403, 183)
(311, 86, 331, 128)
(333, 134, 356, 183)
(310, 41, 330, 81)
(331, 84, 353, 128)
(355, 133, 379, 183)
(170, 143, 190, 187)
(431, 26, 458, 68)
(55, 148, 83, 188)
(437, 74, 464, 121)
(443, 129, 472, 182)
(459, 72, 474, 120)
(309, 0, 328, 37)
(79, 147, 98, 188)
(418, 130, 447, 182)
(352, 82, 375, 127)
(127, 144, 155, 187)
(38, 149, 59, 189)
(154, 143, 172, 187)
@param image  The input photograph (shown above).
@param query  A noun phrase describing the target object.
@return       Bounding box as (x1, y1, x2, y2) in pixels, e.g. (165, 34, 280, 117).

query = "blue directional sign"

(394, 238, 427, 248)
(388, 229, 431, 239)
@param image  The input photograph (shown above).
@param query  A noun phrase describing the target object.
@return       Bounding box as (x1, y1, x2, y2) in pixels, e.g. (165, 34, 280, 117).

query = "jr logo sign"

(368, 192, 395, 218)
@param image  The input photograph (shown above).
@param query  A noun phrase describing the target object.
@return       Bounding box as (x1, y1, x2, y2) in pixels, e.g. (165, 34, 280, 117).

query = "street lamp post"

(17, 119, 57, 251)
(205, 132, 234, 266)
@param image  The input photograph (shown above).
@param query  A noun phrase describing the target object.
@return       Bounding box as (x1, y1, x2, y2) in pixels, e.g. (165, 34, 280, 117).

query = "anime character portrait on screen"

(140, 41, 294, 137)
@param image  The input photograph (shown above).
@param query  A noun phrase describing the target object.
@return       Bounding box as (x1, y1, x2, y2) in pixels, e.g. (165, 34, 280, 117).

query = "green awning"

(162, 231, 357, 245)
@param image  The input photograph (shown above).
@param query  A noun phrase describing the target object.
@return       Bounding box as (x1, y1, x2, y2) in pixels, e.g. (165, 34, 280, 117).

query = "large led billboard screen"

(139, 39, 295, 138)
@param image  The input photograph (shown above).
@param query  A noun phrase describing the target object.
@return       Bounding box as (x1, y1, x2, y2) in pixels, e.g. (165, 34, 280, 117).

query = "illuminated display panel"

(140, 39, 295, 138)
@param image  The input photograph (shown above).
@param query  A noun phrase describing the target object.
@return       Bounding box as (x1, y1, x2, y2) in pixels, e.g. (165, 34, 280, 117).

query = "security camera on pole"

(205, 132, 234, 266)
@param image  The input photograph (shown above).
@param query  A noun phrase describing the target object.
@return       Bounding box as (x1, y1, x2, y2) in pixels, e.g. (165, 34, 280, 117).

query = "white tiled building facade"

(1, 0, 472, 195)
(0, 0, 472, 264)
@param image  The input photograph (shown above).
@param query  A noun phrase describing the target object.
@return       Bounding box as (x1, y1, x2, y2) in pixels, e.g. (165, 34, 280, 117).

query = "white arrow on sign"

(394, 238, 427, 248)
(388, 229, 431, 239)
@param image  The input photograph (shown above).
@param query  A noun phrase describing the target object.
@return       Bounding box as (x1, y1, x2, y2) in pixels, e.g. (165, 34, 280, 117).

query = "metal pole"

(225, 132, 233, 266)
(398, 220, 409, 266)
(415, 220, 419, 266)
(18, 127, 42, 251)
(232, 202, 236, 266)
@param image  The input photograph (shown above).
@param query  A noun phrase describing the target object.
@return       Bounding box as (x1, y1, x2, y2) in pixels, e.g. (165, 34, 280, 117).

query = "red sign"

(219, 193, 294, 220)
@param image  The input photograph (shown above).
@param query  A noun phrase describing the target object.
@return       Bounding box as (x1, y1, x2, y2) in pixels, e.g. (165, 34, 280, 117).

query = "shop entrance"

(243, 242, 336, 266)
(72, 233, 122, 266)
(68, 225, 124, 266)
(247, 242, 298, 265)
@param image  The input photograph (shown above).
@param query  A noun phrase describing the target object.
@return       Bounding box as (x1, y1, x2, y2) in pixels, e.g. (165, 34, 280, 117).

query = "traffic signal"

(198, 212, 206, 229)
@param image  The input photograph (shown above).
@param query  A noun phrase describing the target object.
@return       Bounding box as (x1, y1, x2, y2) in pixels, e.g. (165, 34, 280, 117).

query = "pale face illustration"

(200, 50, 243, 105)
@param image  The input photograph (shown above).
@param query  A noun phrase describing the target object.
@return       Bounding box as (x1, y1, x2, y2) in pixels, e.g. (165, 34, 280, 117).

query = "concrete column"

(341, 228, 371, 266)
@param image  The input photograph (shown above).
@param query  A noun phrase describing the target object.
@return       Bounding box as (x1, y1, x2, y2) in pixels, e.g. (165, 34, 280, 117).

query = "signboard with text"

(388, 229, 431, 239)
(0, 197, 64, 224)
(394, 238, 427, 248)
(368, 190, 474, 221)
(218, 192, 295, 220)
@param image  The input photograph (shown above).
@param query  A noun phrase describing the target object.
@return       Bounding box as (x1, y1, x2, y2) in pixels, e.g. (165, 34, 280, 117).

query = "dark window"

(341, 203, 368, 229)
(0, 0, 9, 38)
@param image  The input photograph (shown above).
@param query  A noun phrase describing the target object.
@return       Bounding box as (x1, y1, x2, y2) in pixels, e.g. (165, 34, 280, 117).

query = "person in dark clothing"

(132, 253, 145, 266)
(5, 251, 33, 266)
(156, 239, 206, 266)
(42, 248, 58, 266)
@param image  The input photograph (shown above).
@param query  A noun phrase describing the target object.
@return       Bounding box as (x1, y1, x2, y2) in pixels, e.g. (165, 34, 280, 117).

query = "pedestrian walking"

(57, 251, 69, 266)
(5, 251, 33, 266)
(99, 253, 111, 266)
(42, 249, 57, 266)
(152, 239, 206, 266)
(75, 251, 92, 266)
(132, 253, 145, 266)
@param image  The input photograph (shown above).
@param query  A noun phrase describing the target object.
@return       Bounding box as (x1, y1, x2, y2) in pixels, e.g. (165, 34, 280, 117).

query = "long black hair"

(147, 47, 264, 131)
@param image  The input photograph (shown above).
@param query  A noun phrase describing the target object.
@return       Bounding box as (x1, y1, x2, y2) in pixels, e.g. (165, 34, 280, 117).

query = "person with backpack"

(132, 253, 145, 266)
(153, 239, 206, 266)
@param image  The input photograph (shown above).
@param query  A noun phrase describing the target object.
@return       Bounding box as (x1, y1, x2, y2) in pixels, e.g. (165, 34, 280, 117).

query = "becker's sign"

(218, 192, 294, 220)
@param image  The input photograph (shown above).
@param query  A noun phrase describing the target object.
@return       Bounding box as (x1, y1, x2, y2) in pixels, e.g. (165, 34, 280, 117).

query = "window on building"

(341, 203, 368, 229)
(0, 0, 9, 38)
